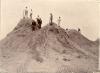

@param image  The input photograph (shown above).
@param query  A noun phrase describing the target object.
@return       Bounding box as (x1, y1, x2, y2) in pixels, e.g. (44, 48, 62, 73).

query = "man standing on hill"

(23, 6, 28, 18)
(36, 15, 42, 29)
(49, 13, 53, 25)
(58, 16, 61, 27)
(30, 9, 33, 19)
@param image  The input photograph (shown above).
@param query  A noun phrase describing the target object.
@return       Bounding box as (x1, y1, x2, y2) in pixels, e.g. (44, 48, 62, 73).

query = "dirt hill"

(0, 18, 99, 73)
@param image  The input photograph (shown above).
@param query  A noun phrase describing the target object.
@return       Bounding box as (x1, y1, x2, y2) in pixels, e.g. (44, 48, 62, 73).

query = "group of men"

(23, 6, 81, 33)
(23, 6, 42, 29)
(23, 6, 61, 27)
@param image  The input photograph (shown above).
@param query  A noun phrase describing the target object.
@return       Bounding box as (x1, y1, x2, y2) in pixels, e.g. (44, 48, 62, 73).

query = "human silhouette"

(23, 6, 28, 18)
(30, 9, 33, 19)
(58, 16, 61, 27)
(32, 20, 36, 31)
(36, 15, 42, 29)
(49, 13, 53, 25)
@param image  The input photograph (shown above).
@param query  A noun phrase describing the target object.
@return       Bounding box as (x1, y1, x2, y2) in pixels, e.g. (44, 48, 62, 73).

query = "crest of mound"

(67, 29, 99, 56)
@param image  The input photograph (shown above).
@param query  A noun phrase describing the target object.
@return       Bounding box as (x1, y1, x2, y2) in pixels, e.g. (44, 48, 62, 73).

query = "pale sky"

(0, 0, 100, 41)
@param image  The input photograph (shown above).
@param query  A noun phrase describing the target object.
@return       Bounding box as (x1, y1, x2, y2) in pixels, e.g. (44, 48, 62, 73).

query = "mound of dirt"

(0, 18, 99, 73)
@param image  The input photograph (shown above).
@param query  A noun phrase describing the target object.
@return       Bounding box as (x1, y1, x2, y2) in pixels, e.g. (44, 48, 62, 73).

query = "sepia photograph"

(0, 0, 100, 73)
